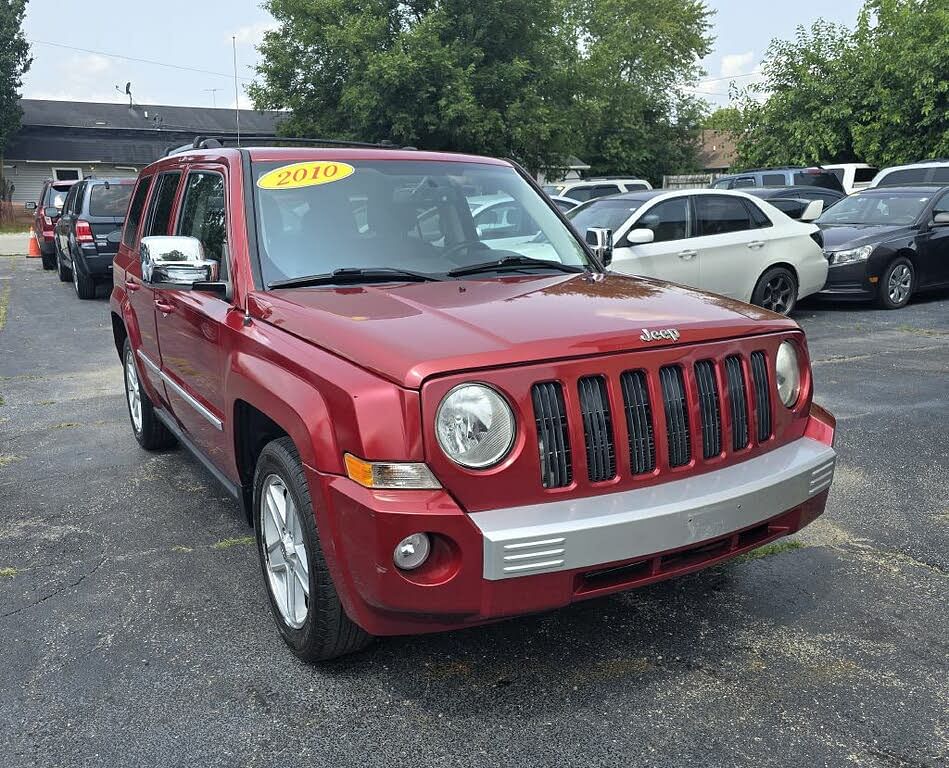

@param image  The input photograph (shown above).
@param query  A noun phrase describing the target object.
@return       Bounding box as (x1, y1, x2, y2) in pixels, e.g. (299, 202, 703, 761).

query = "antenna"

(232, 36, 241, 147)
(203, 88, 222, 108)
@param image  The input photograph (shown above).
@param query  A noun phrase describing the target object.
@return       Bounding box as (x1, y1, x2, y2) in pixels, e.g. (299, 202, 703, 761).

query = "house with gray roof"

(3, 99, 284, 204)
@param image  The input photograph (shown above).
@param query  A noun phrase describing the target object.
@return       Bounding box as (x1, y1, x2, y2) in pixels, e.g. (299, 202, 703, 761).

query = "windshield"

(566, 198, 643, 233)
(816, 192, 932, 226)
(89, 183, 133, 217)
(252, 159, 589, 285)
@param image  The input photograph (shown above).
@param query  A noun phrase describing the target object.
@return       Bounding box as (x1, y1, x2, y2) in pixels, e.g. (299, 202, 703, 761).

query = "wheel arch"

(755, 261, 800, 295)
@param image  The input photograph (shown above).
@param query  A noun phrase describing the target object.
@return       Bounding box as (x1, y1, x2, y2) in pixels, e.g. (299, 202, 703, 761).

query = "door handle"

(155, 299, 175, 314)
(125, 279, 140, 292)
(678, 250, 697, 260)
(747, 240, 765, 249)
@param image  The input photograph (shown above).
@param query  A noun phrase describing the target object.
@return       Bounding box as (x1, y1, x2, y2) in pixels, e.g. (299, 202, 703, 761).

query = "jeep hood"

(249, 274, 797, 388)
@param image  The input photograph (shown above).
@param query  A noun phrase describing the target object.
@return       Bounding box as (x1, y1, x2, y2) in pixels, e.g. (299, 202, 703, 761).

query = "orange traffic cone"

(27, 229, 41, 258)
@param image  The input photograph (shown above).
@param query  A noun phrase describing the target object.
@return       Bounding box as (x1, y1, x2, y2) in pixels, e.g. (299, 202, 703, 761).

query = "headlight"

(827, 245, 873, 266)
(775, 341, 801, 408)
(435, 384, 515, 468)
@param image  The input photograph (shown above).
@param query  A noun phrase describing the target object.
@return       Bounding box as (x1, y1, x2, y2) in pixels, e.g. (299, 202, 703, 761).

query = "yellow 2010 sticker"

(257, 161, 355, 190)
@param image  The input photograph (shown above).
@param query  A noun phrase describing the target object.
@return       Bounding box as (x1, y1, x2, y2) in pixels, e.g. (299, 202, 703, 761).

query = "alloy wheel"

(888, 264, 912, 305)
(261, 474, 310, 629)
(124, 348, 143, 433)
(761, 275, 794, 314)
(72, 260, 79, 294)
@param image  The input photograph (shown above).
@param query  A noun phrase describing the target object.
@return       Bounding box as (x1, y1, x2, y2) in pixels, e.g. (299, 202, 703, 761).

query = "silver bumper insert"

(470, 437, 836, 580)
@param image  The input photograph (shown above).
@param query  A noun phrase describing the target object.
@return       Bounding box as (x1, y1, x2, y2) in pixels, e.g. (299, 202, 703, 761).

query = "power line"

(29, 39, 256, 84)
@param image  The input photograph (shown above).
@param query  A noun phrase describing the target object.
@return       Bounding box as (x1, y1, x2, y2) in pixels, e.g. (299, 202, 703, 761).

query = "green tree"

(250, 0, 712, 180)
(0, 0, 30, 208)
(728, 0, 949, 169)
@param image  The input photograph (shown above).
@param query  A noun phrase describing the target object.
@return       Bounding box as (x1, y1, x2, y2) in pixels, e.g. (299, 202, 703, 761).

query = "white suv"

(868, 161, 949, 188)
(544, 177, 652, 202)
(822, 163, 879, 194)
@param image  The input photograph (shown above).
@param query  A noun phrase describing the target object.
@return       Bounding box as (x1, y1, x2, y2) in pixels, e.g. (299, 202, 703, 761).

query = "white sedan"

(567, 189, 828, 314)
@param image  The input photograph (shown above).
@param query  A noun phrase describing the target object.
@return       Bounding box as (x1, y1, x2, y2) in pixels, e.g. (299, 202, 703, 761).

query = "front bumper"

(314, 405, 836, 637)
(819, 261, 874, 298)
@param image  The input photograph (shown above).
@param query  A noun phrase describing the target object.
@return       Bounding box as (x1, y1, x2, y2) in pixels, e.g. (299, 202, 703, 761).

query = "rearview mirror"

(933, 212, 949, 226)
(141, 236, 219, 286)
(585, 227, 613, 266)
(800, 200, 824, 221)
(626, 228, 656, 245)
(24, 201, 36, 211)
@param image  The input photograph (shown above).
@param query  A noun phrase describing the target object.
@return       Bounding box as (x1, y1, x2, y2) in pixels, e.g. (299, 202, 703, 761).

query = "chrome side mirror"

(25, 201, 36, 211)
(141, 236, 218, 286)
(585, 227, 613, 266)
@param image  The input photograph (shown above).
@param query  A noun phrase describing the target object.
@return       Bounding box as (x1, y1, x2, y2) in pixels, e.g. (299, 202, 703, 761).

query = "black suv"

(54, 178, 135, 299)
(712, 167, 845, 194)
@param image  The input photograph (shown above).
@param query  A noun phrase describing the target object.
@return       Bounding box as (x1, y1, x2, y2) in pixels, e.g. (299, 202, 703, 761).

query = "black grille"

(750, 351, 772, 442)
(577, 376, 616, 482)
(531, 382, 572, 488)
(694, 360, 722, 459)
(620, 370, 656, 474)
(659, 366, 691, 467)
(724, 356, 749, 451)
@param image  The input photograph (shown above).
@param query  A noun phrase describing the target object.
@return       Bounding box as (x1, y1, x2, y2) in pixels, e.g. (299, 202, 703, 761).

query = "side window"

(761, 173, 786, 186)
(566, 186, 593, 202)
(745, 199, 772, 228)
(878, 169, 925, 187)
(931, 193, 949, 217)
(634, 198, 689, 243)
(123, 176, 154, 249)
(625, 183, 650, 192)
(62, 184, 81, 215)
(144, 172, 182, 237)
(930, 168, 949, 184)
(591, 184, 621, 199)
(712, 178, 733, 190)
(475, 202, 534, 239)
(695, 195, 753, 236)
(731, 176, 756, 189)
(177, 171, 228, 272)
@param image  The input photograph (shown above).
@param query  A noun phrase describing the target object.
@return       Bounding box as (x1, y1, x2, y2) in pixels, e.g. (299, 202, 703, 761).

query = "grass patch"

(211, 536, 255, 550)
(0, 567, 17, 579)
(36, 399, 55, 406)
(896, 325, 946, 337)
(0, 393, 4, 406)
(171, 545, 193, 553)
(737, 540, 804, 563)
(52, 422, 79, 429)
(0, 282, 10, 332)
(0, 454, 20, 468)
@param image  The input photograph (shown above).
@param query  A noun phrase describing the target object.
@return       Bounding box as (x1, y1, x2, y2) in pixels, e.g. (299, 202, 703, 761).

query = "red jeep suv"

(110, 140, 837, 661)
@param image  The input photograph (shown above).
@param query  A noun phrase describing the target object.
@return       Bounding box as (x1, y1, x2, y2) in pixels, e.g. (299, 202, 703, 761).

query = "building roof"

(19, 98, 283, 134)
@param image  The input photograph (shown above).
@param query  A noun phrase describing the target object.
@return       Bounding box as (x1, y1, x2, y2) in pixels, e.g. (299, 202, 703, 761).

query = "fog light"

(393, 533, 431, 570)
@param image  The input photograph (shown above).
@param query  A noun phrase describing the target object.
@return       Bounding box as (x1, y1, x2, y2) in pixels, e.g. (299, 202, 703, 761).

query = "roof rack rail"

(164, 134, 411, 157)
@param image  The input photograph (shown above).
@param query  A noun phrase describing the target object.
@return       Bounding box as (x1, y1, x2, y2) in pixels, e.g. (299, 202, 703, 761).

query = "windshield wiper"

(268, 267, 443, 289)
(447, 255, 586, 278)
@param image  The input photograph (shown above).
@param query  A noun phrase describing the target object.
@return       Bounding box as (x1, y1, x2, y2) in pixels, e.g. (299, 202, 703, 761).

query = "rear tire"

(56, 244, 72, 283)
(73, 255, 96, 300)
(751, 266, 798, 315)
(254, 436, 372, 662)
(122, 338, 176, 451)
(876, 257, 914, 309)
(40, 249, 56, 270)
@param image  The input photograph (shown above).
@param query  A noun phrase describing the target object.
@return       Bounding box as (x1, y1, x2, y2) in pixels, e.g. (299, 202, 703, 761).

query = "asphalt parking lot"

(0, 254, 946, 768)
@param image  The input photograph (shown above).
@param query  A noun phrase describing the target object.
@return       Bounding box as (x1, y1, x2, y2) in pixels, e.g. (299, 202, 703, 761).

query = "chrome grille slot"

(724, 355, 749, 451)
(531, 381, 572, 488)
(577, 375, 616, 482)
(694, 360, 722, 459)
(751, 351, 772, 442)
(659, 365, 691, 468)
(620, 370, 656, 474)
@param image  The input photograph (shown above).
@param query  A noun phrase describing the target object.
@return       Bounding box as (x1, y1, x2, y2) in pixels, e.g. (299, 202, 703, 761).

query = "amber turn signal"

(344, 454, 441, 490)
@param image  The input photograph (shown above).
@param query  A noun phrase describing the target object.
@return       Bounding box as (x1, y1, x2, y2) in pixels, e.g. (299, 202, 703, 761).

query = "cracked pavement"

(0, 255, 946, 767)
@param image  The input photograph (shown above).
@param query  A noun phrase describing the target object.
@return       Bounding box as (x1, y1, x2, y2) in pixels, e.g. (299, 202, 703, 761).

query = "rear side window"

(89, 184, 134, 217)
(123, 176, 153, 248)
(930, 168, 949, 184)
(855, 168, 878, 183)
(761, 173, 786, 186)
(745, 199, 772, 228)
(624, 183, 649, 192)
(877, 169, 926, 186)
(792, 171, 844, 191)
(144, 173, 182, 237)
(731, 177, 756, 188)
(566, 186, 592, 201)
(62, 183, 82, 215)
(178, 171, 228, 269)
(695, 195, 755, 235)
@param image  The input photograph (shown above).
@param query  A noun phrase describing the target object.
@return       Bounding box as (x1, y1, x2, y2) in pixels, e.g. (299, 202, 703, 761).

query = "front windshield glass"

(816, 192, 932, 226)
(252, 159, 589, 285)
(566, 198, 644, 234)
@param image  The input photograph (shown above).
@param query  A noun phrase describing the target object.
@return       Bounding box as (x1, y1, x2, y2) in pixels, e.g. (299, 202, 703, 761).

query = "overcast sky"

(20, 0, 865, 111)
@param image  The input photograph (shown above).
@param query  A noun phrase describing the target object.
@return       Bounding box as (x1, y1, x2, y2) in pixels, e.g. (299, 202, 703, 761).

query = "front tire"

(254, 437, 371, 662)
(877, 257, 914, 309)
(751, 266, 798, 315)
(122, 338, 176, 451)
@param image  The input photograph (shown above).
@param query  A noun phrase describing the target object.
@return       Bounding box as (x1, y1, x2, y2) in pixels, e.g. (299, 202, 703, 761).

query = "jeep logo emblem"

(640, 328, 680, 342)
